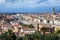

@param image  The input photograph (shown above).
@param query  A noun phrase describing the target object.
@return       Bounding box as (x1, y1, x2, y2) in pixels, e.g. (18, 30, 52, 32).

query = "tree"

(11, 33, 17, 40)
(7, 30, 13, 40)
(0, 30, 17, 40)
(40, 27, 47, 35)
(29, 24, 34, 28)
(0, 32, 8, 40)
(0, 29, 60, 40)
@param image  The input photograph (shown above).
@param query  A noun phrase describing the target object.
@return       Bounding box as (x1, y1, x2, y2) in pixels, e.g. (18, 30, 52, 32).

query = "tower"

(52, 7, 55, 15)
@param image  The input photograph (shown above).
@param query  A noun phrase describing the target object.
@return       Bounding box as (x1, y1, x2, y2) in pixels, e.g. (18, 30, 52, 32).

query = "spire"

(52, 7, 55, 15)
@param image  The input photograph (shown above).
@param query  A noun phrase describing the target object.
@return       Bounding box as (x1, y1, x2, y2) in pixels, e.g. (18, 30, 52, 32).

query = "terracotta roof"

(23, 28, 35, 31)
(12, 25, 22, 28)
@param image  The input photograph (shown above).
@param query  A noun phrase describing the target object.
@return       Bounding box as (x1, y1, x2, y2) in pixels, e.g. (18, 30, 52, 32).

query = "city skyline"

(0, 0, 60, 13)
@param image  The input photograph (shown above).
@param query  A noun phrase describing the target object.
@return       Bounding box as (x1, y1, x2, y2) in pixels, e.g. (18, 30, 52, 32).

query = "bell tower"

(52, 7, 55, 15)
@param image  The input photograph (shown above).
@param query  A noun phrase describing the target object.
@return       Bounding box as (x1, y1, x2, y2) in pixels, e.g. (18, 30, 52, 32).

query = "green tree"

(29, 24, 34, 28)
(40, 27, 47, 35)
(0, 30, 17, 40)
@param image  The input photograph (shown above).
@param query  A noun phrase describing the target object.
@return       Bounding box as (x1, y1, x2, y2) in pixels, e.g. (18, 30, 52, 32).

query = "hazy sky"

(0, 0, 60, 13)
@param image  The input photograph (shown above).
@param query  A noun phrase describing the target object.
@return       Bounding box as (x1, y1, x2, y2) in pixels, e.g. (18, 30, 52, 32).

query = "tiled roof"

(23, 27, 35, 31)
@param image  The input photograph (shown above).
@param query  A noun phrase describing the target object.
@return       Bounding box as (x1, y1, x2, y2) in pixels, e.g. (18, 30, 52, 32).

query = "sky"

(0, 0, 60, 13)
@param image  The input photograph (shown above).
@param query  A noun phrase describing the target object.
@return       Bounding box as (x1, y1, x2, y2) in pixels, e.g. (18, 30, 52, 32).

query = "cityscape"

(0, 7, 60, 40)
(0, 0, 60, 40)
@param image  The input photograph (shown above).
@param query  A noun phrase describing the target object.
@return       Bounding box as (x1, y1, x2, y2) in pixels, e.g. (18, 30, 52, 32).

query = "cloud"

(31, 0, 60, 7)
(0, 0, 60, 12)
(0, 0, 49, 7)
(0, 0, 60, 8)
(5, 0, 18, 2)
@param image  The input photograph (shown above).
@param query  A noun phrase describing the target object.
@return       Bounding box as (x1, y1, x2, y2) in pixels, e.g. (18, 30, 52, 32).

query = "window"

(40, 19, 42, 22)
(47, 20, 50, 23)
